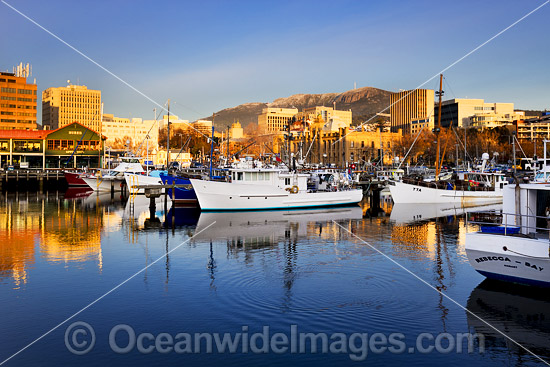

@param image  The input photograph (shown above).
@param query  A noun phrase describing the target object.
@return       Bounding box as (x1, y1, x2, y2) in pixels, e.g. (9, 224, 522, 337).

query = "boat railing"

(402, 177, 495, 191)
(466, 211, 550, 237)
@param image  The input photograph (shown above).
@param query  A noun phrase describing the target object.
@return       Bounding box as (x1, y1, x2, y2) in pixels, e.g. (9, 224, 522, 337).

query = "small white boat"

(465, 183, 550, 287)
(189, 168, 363, 211)
(124, 170, 166, 195)
(82, 158, 144, 192)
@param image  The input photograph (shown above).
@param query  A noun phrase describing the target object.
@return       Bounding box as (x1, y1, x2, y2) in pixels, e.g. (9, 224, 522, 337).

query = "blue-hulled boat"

(159, 173, 198, 207)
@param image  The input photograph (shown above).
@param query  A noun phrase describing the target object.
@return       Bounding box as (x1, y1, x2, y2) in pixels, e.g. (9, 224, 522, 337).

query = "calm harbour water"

(0, 190, 549, 366)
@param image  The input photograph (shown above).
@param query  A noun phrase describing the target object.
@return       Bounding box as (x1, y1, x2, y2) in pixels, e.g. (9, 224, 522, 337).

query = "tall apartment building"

(258, 107, 298, 133)
(434, 98, 515, 129)
(390, 89, 434, 135)
(0, 71, 37, 130)
(42, 84, 101, 131)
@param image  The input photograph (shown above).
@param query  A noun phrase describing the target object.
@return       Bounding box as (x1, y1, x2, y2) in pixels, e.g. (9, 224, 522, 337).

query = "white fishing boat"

(389, 170, 508, 204)
(389, 74, 507, 205)
(82, 158, 144, 192)
(465, 182, 550, 287)
(189, 168, 363, 211)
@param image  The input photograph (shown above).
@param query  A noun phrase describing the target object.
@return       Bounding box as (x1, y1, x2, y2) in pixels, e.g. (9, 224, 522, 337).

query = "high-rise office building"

(0, 71, 37, 130)
(390, 89, 434, 135)
(42, 84, 101, 131)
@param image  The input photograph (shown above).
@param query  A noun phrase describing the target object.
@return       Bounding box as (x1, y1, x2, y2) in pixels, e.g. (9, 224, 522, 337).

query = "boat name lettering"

(475, 256, 511, 263)
(525, 262, 544, 272)
(413, 187, 421, 192)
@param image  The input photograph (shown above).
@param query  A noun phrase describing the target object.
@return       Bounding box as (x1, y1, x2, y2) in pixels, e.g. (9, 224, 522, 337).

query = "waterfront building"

(516, 114, 550, 141)
(390, 89, 434, 135)
(295, 106, 352, 130)
(258, 107, 298, 133)
(42, 84, 101, 131)
(193, 120, 213, 135)
(434, 98, 515, 129)
(0, 122, 104, 168)
(102, 114, 159, 151)
(159, 115, 189, 130)
(155, 150, 192, 167)
(0, 70, 38, 130)
(469, 110, 537, 130)
(291, 127, 400, 166)
(410, 118, 433, 135)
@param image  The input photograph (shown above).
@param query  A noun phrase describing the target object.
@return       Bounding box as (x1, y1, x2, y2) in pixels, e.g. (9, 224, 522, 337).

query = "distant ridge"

(203, 87, 393, 130)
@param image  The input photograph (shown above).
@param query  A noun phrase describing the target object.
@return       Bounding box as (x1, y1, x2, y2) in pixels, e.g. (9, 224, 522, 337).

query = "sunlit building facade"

(42, 84, 101, 131)
(390, 89, 434, 135)
(0, 72, 38, 130)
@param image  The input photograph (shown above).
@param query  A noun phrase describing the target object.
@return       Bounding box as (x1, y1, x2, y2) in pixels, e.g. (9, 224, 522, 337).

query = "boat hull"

(124, 173, 163, 195)
(82, 176, 124, 192)
(389, 181, 503, 204)
(64, 171, 88, 187)
(190, 179, 363, 211)
(465, 232, 550, 287)
(160, 174, 198, 206)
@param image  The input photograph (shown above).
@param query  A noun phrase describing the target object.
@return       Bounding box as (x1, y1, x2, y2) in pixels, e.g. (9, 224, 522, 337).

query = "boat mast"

(435, 74, 443, 178)
(166, 99, 170, 170)
(210, 114, 215, 179)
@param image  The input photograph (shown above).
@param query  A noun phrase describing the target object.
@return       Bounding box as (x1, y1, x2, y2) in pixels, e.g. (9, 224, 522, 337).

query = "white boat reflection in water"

(467, 280, 550, 361)
(194, 206, 363, 242)
(390, 202, 502, 224)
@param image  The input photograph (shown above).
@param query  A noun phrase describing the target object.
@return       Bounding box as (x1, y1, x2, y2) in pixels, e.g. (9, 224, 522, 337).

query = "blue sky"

(1, 0, 548, 123)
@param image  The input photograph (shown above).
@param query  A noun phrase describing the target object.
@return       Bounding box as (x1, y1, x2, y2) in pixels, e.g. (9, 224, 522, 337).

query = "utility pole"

(166, 99, 170, 170)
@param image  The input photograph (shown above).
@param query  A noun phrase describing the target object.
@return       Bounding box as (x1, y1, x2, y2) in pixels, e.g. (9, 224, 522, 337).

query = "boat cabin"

(230, 168, 309, 192)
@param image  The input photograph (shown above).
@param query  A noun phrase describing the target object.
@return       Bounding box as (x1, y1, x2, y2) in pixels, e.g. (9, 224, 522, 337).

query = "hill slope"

(204, 87, 392, 129)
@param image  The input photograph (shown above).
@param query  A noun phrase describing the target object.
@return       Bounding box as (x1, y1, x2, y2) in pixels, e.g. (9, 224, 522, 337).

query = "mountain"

(203, 87, 393, 130)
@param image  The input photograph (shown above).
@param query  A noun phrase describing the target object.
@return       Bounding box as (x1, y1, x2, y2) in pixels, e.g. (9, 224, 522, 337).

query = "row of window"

(0, 141, 42, 152)
(47, 139, 100, 150)
(0, 78, 16, 83)
(1, 96, 37, 102)
(0, 104, 36, 109)
(232, 171, 272, 181)
(0, 87, 36, 94)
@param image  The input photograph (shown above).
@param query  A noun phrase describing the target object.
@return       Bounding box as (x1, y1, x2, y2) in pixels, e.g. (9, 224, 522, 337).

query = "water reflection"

(467, 280, 550, 364)
(0, 190, 127, 287)
(193, 207, 364, 244)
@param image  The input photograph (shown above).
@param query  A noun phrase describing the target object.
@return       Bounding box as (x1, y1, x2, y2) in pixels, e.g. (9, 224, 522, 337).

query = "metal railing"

(466, 211, 550, 237)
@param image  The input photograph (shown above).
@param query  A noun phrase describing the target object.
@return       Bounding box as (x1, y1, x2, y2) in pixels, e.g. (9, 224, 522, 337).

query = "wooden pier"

(0, 169, 69, 191)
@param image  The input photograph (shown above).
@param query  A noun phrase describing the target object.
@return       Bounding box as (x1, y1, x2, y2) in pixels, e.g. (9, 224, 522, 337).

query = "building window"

(61, 140, 68, 149)
(1, 87, 16, 93)
(47, 140, 54, 150)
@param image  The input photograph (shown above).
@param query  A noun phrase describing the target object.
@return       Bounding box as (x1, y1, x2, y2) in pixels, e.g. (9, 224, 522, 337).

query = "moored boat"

(389, 171, 508, 204)
(190, 167, 363, 211)
(159, 173, 198, 207)
(63, 171, 89, 187)
(82, 158, 144, 192)
(465, 182, 550, 287)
